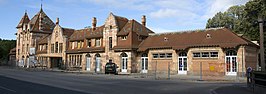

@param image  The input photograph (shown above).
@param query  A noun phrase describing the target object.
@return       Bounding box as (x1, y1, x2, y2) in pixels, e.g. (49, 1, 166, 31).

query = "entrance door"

(178, 57, 187, 74)
(95, 57, 100, 72)
(178, 52, 187, 74)
(121, 53, 128, 73)
(26, 57, 29, 68)
(121, 57, 128, 73)
(141, 57, 148, 73)
(226, 56, 237, 75)
(86, 57, 91, 71)
(225, 50, 237, 76)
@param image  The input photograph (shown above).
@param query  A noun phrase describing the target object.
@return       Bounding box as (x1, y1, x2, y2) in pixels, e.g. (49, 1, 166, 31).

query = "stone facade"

(14, 8, 259, 77)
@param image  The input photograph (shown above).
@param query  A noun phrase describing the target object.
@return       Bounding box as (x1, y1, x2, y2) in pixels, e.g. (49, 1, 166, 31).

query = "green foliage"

(0, 39, 16, 63)
(206, 0, 266, 41)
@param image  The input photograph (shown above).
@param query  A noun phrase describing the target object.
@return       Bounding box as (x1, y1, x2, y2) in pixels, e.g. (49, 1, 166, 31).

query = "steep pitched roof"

(37, 35, 50, 44)
(69, 29, 87, 41)
(9, 48, 16, 55)
(29, 8, 55, 32)
(117, 19, 154, 36)
(112, 13, 128, 31)
(86, 25, 104, 39)
(62, 28, 75, 37)
(138, 28, 258, 51)
(16, 12, 30, 28)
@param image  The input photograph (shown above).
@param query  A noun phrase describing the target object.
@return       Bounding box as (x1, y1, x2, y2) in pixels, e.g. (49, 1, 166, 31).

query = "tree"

(206, 0, 266, 41)
(0, 39, 16, 65)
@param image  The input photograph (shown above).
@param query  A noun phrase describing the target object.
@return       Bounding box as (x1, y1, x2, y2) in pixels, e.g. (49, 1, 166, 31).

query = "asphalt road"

(0, 76, 88, 94)
(0, 67, 249, 94)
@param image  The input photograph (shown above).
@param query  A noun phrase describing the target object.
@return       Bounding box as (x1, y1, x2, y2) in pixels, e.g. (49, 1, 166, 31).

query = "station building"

(14, 7, 259, 76)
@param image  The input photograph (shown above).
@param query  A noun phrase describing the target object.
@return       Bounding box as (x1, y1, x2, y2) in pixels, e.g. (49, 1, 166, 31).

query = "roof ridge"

(153, 27, 225, 36)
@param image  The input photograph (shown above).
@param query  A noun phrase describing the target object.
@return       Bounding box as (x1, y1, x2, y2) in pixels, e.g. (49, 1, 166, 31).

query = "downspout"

(242, 46, 245, 77)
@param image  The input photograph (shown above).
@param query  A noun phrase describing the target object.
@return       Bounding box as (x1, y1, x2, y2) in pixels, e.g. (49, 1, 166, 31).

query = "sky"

(0, 0, 249, 40)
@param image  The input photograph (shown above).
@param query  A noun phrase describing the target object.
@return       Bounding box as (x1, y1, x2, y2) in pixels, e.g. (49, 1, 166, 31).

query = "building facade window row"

(192, 51, 218, 58)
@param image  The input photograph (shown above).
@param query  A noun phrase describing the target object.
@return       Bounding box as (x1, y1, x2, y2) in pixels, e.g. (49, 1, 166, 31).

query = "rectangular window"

(72, 42, 75, 49)
(55, 42, 58, 53)
(153, 54, 159, 58)
(51, 44, 54, 53)
(166, 53, 172, 58)
(122, 36, 127, 40)
(77, 41, 81, 49)
(22, 44, 24, 53)
(39, 45, 42, 51)
(201, 52, 209, 57)
(210, 52, 218, 57)
(45, 44, 48, 50)
(26, 44, 29, 52)
(193, 52, 201, 57)
(87, 39, 91, 48)
(159, 53, 166, 58)
(59, 43, 63, 53)
(109, 37, 112, 50)
(96, 38, 101, 47)
(81, 41, 84, 48)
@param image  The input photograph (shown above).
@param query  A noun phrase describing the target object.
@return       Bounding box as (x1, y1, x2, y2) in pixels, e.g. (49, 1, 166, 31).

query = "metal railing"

(247, 70, 266, 92)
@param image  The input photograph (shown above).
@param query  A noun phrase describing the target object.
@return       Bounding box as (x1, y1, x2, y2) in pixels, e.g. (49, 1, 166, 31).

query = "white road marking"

(0, 86, 16, 92)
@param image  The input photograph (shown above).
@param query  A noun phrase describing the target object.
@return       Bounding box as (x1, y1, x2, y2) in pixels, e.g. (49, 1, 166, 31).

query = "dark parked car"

(105, 62, 118, 75)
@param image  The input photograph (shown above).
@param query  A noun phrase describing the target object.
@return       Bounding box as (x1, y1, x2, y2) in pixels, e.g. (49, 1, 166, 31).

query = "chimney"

(141, 15, 146, 26)
(92, 17, 97, 31)
(56, 17, 59, 25)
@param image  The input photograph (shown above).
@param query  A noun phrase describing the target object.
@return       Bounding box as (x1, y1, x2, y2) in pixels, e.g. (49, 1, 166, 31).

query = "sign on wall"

(30, 47, 35, 55)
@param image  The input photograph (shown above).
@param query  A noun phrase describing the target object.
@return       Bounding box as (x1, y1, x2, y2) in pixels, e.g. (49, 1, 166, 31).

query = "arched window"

(121, 53, 128, 57)
(95, 53, 101, 57)
(179, 52, 187, 57)
(141, 53, 148, 57)
(226, 50, 237, 56)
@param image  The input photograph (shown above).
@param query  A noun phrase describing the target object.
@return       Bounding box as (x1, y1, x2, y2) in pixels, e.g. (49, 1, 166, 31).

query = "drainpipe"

(242, 46, 245, 77)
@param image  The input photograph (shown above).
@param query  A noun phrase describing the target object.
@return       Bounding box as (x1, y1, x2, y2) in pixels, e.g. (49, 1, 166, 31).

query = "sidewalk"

(211, 84, 254, 94)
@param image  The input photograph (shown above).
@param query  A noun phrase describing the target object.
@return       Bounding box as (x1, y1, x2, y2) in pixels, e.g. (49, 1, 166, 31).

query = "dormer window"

(164, 37, 168, 42)
(122, 36, 127, 40)
(87, 39, 91, 48)
(95, 38, 101, 47)
(206, 34, 211, 39)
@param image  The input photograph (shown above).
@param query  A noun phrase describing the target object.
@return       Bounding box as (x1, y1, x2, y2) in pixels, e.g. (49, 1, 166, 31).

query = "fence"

(247, 71, 266, 94)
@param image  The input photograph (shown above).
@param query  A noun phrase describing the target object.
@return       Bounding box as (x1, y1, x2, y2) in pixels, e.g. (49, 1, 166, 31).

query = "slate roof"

(28, 8, 55, 32)
(117, 19, 154, 36)
(138, 28, 259, 51)
(9, 48, 16, 55)
(113, 13, 129, 31)
(16, 12, 30, 28)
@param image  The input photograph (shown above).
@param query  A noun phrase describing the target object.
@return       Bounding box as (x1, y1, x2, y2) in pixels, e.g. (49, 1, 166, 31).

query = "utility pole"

(258, 17, 265, 72)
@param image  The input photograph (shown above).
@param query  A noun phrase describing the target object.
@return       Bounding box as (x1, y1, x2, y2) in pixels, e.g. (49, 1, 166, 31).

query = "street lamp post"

(258, 17, 265, 72)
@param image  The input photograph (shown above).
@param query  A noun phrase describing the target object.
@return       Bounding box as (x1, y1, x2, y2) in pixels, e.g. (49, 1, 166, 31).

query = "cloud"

(56, 0, 154, 11)
(150, 27, 175, 33)
(203, 0, 249, 19)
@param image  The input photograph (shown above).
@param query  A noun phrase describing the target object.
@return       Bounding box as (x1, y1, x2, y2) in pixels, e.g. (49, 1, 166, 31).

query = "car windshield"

(106, 64, 114, 67)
